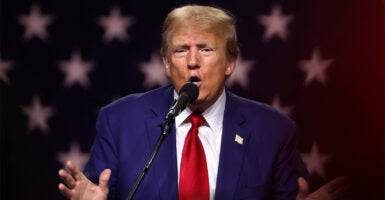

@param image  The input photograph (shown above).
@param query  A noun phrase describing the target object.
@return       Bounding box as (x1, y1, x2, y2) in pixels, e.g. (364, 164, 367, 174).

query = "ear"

(162, 56, 171, 77)
(225, 58, 236, 77)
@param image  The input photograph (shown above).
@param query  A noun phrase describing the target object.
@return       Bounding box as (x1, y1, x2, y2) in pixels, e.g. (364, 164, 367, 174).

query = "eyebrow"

(171, 42, 215, 49)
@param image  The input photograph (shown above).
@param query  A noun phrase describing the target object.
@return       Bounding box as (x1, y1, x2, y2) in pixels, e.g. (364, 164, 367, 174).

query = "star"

(18, 4, 54, 41)
(0, 58, 13, 84)
(301, 142, 331, 179)
(226, 56, 255, 88)
(298, 49, 334, 86)
(258, 4, 293, 42)
(98, 6, 134, 43)
(139, 53, 169, 88)
(22, 96, 55, 134)
(59, 51, 94, 89)
(271, 95, 294, 117)
(56, 141, 90, 171)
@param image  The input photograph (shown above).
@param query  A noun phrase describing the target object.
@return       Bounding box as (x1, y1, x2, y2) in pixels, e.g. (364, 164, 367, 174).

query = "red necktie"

(179, 114, 209, 200)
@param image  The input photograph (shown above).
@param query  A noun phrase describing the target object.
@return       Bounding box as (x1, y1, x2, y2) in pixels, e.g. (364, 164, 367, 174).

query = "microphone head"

(179, 82, 199, 103)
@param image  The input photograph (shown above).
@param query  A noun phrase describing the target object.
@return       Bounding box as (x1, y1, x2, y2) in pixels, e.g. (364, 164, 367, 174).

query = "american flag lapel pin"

(235, 134, 244, 145)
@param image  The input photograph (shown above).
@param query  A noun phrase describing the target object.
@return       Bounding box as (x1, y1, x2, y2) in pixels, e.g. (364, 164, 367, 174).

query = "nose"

(187, 49, 199, 69)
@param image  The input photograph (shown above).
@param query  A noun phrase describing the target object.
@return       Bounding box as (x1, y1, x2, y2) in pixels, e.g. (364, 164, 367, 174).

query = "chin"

(190, 97, 212, 112)
(191, 98, 203, 105)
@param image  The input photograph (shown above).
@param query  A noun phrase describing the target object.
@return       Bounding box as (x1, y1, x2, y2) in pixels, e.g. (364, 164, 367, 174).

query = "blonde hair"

(160, 5, 239, 60)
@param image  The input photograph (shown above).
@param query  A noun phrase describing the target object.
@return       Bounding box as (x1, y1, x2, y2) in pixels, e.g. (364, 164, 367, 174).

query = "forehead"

(169, 24, 224, 46)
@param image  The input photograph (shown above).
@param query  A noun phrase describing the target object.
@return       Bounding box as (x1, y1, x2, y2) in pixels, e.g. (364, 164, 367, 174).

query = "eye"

(175, 49, 186, 53)
(200, 48, 214, 55)
(201, 48, 213, 52)
(174, 49, 187, 57)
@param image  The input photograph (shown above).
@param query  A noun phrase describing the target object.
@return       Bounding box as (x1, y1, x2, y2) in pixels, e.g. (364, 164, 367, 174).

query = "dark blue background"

(1, 0, 383, 199)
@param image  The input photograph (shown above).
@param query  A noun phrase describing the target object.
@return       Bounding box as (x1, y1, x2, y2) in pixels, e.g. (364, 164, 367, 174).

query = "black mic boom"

(165, 82, 199, 121)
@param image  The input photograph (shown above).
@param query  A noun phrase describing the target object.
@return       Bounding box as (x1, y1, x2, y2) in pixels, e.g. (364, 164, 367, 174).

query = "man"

(58, 5, 347, 200)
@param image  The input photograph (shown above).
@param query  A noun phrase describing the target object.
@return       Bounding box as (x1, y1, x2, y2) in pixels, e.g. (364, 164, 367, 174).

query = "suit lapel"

(141, 87, 250, 199)
(215, 92, 251, 199)
(144, 86, 179, 199)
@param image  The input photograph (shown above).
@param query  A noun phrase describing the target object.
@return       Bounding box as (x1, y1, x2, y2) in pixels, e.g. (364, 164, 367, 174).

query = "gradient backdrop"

(1, 0, 384, 199)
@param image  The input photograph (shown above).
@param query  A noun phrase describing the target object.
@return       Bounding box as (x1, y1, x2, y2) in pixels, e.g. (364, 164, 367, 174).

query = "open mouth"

(189, 76, 201, 86)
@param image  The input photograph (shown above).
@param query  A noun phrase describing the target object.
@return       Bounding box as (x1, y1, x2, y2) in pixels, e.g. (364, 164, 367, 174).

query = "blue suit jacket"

(84, 85, 306, 200)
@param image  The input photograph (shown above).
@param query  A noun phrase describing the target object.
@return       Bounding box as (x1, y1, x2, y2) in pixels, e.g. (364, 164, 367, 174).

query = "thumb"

(99, 169, 111, 193)
(296, 177, 309, 200)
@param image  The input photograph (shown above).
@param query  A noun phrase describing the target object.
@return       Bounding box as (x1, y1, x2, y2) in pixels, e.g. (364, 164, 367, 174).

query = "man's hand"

(296, 176, 349, 200)
(58, 161, 111, 200)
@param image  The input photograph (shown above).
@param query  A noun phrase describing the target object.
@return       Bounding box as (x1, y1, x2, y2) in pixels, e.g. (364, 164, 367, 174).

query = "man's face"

(163, 26, 236, 112)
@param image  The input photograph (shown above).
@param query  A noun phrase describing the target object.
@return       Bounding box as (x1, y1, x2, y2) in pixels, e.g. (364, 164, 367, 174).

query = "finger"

(296, 177, 309, 199)
(58, 183, 73, 199)
(320, 176, 348, 193)
(99, 169, 111, 193)
(66, 160, 87, 181)
(58, 169, 77, 189)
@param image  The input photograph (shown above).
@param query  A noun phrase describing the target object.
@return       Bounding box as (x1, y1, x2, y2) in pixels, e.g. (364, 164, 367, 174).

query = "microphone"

(126, 82, 199, 200)
(165, 82, 199, 121)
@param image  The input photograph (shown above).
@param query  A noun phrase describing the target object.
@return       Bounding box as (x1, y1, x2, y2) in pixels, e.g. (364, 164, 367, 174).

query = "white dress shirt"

(174, 89, 226, 200)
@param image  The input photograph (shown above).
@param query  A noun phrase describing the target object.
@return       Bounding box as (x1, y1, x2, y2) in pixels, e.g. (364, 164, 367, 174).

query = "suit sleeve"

(273, 123, 304, 199)
(83, 107, 119, 200)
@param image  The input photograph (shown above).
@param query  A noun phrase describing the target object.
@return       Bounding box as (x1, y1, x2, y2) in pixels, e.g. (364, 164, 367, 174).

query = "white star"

(0, 58, 13, 84)
(301, 142, 331, 179)
(18, 4, 54, 41)
(98, 6, 134, 43)
(59, 51, 94, 89)
(271, 95, 294, 117)
(22, 96, 54, 134)
(258, 4, 293, 42)
(57, 141, 90, 171)
(139, 53, 169, 88)
(298, 49, 334, 86)
(226, 56, 255, 88)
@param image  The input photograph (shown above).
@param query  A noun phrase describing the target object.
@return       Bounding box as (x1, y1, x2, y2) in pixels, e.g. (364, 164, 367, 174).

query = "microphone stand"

(126, 118, 174, 200)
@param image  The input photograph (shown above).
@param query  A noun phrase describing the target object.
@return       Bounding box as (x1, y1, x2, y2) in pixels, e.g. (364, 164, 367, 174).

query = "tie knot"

(188, 114, 205, 128)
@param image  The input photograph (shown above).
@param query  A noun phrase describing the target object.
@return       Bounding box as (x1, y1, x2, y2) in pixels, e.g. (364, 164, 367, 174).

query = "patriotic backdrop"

(1, 0, 383, 199)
